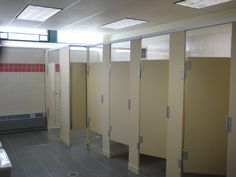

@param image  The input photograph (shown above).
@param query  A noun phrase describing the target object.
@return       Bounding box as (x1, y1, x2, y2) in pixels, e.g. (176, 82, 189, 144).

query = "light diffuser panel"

(17, 5, 61, 22)
(175, 0, 232, 9)
(100, 18, 147, 29)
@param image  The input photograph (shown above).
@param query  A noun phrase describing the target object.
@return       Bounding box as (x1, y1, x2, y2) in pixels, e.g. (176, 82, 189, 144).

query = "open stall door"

(70, 63, 87, 129)
(47, 63, 56, 129)
(110, 62, 129, 145)
(140, 60, 168, 158)
(183, 58, 230, 176)
(87, 63, 103, 134)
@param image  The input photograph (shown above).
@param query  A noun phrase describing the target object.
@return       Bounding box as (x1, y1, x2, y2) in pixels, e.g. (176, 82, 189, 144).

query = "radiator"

(0, 113, 46, 132)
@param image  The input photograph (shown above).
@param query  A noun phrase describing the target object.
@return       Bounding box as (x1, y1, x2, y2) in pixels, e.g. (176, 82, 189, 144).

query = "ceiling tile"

(0, 1, 26, 26)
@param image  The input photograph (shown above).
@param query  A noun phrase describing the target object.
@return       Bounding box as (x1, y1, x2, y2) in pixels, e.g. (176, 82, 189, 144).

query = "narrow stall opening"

(69, 47, 88, 146)
(87, 46, 104, 147)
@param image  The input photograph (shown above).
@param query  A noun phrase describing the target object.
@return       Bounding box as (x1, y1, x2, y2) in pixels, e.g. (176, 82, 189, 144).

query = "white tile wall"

(0, 47, 45, 116)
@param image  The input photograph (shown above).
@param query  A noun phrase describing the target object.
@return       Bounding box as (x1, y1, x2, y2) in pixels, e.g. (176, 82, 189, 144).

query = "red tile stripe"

(0, 63, 45, 72)
(55, 64, 60, 72)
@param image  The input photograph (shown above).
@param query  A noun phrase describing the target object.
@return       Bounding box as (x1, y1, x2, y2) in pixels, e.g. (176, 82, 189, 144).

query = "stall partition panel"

(110, 62, 129, 145)
(87, 63, 104, 134)
(140, 60, 168, 158)
(47, 63, 56, 129)
(70, 63, 87, 129)
(183, 58, 230, 175)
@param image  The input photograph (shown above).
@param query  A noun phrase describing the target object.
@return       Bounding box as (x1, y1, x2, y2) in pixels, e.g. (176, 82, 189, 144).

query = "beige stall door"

(184, 58, 230, 175)
(140, 60, 168, 158)
(47, 63, 56, 129)
(110, 62, 129, 145)
(87, 63, 104, 134)
(70, 63, 87, 129)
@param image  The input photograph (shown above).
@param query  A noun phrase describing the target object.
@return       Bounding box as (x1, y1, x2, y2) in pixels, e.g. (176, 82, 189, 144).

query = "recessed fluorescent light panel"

(100, 18, 147, 29)
(17, 5, 61, 22)
(175, 0, 232, 9)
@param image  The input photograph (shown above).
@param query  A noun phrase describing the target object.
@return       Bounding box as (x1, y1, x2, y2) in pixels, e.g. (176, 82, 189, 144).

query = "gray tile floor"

(0, 129, 225, 177)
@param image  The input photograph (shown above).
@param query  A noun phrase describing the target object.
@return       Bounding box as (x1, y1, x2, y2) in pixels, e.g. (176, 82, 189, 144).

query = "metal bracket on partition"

(181, 69, 187, 80)
(178, 159, 184, 169)
(140, 63, 144, 79)
(87, 65, 90, 76)
(101, 94, 104, 104)
(136, 136, 143, 150)
(87, 116, 91, 127)
(136, 142, 140, 150)
(226, 116, 232, 133)
(139, 136, 143, 144)
(181, 60, 192, 80)
(46, 108, 49, 118)
(166, 106, 170, 119)
(182, 150, 188, 161)
(109, 63, 112, 73)
(128, 99, 132, 110)
(108, 125, 112, 137)
(185, 60, 192, 71)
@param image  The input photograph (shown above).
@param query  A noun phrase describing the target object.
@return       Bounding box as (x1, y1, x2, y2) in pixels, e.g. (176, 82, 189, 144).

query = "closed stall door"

(110, 62, 129, 145)
(140, 60, 168, 158)
(183, 58, 230, 176)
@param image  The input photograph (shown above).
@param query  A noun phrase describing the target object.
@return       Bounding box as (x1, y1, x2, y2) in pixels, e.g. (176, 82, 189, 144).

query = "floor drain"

(67, 171, 79, 177)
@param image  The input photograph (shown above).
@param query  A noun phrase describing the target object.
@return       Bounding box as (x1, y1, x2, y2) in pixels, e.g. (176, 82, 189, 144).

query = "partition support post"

(59, 47, 71, 147)
(102, 44, 111, 158)
(227, 22, 236, 177)
(86, 47, 91, 146)
(128, 39, 141, 174)
(45, 51, 50, 131)
(166, 31, 186, 177)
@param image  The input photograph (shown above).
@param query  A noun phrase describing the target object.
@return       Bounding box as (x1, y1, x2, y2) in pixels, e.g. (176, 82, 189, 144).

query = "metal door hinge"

(128, 99, 132, 110)
(87, 116, 91, 127)
(178, 159, 183, 168)
(140, 63, 144, 79)
(181, 60, 192, 80)
(46, 108, 49, 118)
(185, 60, 192, 71)
(181, 69, 187, 80)
(182, 150, 188, 161)
(108, 126, 112, 137)
(136, 136, 143, 150)
(87, 65, 90, 76)
(226, 116, 232, 133)
(166, 106, 170, 119)
(101, 94, 104, 104)
(109, 63, 112, 73)
(139, 136, 143, 144)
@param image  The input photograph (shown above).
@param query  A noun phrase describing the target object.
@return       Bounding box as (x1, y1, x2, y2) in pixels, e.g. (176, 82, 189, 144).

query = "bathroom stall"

(183, 24, 232, 177)
(110, 41, 130, 146)
(87, 46, 104, 142)
(139, 35, 169, 175)
(69, 46, 87, 145)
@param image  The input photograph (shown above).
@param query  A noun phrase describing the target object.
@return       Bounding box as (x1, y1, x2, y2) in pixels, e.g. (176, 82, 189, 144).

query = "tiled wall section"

(55, 64, 60, 72)
(0, 47, 45, 116)
(0, 63, 45, 72)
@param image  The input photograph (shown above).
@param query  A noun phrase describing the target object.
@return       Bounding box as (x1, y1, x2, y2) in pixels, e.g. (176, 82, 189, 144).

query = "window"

(0, 27, 48, 42)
